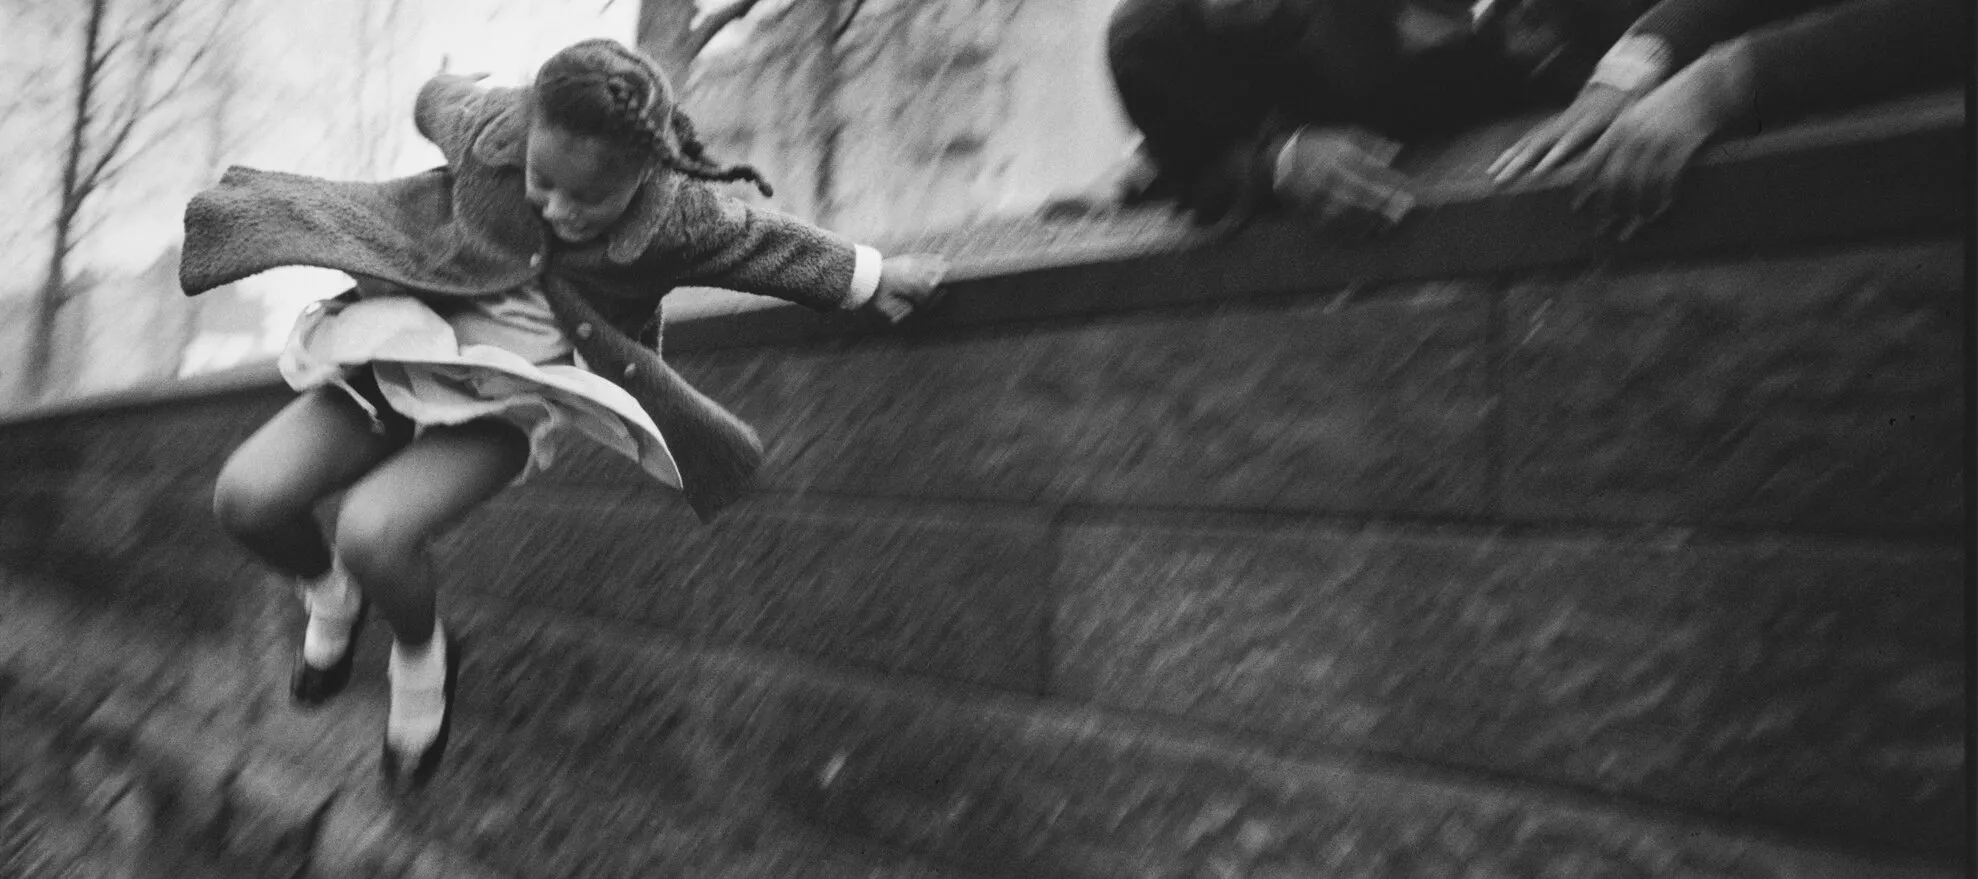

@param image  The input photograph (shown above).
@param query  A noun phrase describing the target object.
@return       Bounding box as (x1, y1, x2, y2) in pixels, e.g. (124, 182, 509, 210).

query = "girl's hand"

(1490, 84, 1635, 182)
(1573, 43, 1754, 236)
(863, 254, 948, 324)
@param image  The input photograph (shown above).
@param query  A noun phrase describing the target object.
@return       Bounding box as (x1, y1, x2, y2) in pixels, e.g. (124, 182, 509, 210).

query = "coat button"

(528, 253, 542, 269)
(575, 322, 593, 340)
(623, 363, 638, 380)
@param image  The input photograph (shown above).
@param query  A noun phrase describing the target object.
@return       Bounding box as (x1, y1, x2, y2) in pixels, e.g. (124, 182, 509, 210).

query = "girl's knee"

(213, 454, 302, 537)
(333, 498, 426, 582)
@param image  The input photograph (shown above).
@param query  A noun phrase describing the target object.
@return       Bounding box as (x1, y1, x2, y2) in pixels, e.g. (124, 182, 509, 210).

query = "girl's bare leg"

(333, 418, 527, 784)
(332, 419, 529, 646)
(213, 387, 403, 578)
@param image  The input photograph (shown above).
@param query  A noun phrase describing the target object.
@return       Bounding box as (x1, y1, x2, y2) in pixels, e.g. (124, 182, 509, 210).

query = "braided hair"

(533, 38, 775, 198)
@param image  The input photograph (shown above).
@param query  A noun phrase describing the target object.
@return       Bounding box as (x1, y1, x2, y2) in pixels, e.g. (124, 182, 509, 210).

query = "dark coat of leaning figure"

(1070, 0, 1964, 235)
(1062, 0, 1652, 228)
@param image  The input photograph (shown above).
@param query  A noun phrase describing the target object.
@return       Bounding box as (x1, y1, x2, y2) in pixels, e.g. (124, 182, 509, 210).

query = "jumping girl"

(178, 38, 945, 790)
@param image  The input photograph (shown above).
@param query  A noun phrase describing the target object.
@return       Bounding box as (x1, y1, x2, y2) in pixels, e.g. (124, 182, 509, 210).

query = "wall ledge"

(6, 89, 1963, 427)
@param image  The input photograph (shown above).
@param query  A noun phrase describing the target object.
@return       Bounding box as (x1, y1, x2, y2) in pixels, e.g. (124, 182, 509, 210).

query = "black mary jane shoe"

(380, 633, 462, 792)
(290, 599, 369, 707)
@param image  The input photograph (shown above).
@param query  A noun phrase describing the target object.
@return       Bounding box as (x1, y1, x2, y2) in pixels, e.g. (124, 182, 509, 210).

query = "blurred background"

(0, 0, 1134, 407)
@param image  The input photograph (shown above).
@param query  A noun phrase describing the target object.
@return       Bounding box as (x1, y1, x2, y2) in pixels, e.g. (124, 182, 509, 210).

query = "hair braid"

(663, 111, 774, 198)
(536, 38, 776, 199)
(671, 110, 711, 163)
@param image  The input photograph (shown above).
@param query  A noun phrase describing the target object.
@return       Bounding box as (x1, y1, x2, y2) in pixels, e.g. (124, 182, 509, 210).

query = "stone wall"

(0, 95, 1963, 877)
(460, 239, 1968, 856)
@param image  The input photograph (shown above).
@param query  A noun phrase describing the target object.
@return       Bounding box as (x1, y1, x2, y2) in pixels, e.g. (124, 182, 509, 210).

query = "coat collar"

(468, 87, 687, 265)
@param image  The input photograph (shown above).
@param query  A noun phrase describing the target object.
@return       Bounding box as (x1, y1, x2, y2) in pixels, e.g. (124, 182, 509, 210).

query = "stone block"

(368, 639, 966, 879)
(129, 707, 240, 800)
(441, 602, 1955, 878)
(1048, 513, 1966, 854)
(0, 420, 69, 473)
(314, 793, 402, 879)
(1501, 241, 1965, 534)
(0, 390, 286, 492)
(439, 492, 1053, 690)
(82, 695, 152, 743)
(551, 282, 1494, 518)
(228, 754, 339, 833)
(0, 479, 266, 637)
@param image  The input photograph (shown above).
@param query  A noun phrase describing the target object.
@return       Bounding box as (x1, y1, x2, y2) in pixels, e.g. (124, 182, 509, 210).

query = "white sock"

(299, 563, 362, 667)
(387, 622, 447, 752)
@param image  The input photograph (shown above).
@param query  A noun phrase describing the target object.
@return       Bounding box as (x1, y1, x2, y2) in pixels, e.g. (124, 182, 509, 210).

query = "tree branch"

(832, 0, 866, 41)
(89, 143, 149, 194)
(136, 39, 216, 119)
(141, 0, 240, 113)
(77, 0, 239, 197)
(684, 0, 767, 58)
(836, 0, 914, 78)
(93, 31, 127, 75)
(139, 0, 195, 35)
(76, 71, 148, 196)
(0, 66, 49, 127)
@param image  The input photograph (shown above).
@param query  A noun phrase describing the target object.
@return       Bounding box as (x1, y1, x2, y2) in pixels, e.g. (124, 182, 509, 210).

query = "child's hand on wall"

(863, 254, 948, 325)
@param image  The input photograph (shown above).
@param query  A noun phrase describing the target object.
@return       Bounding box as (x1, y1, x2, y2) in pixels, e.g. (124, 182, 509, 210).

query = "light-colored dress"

(181, 73, 890, 519)
(278, 287, 682, 489)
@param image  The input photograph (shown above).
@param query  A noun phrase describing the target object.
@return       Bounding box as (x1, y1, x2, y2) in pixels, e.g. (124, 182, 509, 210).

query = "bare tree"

(806, 0, 864, 226)
(349, 0, 413, 177)
(0, 5, 51, 128)
(637, 0, 785, 87)
(668, 0, 869, 222)
(28, 0, 242, 398)
(0, 67, 55, 134)
(176, 15, 245, 378)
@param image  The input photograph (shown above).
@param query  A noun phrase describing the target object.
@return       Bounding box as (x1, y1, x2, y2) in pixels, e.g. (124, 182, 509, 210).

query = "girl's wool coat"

(179, 74, 870, 519)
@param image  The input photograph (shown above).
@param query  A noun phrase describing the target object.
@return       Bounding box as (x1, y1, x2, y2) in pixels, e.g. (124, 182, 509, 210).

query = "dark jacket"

(1103, 0, 1650, 221)
(1624, 0, 1965, 125)
(180, 74, 870, 520)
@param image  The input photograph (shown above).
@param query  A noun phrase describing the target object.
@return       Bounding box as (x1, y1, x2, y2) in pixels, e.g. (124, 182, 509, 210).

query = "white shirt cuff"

(1273, 126, 1305, 194)
(1589, 35, 1673, 94)
(845, 244, 882, 309)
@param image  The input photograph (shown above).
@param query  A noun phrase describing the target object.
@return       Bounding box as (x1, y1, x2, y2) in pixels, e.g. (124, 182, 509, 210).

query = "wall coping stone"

(2, 89, 1961, 427)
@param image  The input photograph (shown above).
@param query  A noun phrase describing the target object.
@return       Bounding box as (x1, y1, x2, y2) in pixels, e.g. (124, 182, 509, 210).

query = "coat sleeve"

(668, 187, 882, 313)
(1738, 0, 1965, 123)
(414, 73, 497, 166)
(1620, 0, 1839, 72)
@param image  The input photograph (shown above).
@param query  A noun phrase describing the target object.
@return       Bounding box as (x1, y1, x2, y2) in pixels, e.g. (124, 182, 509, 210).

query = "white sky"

(227, 2, 639, 332)
(2, 0, 640, 366)
(9, 0, 1130, 381)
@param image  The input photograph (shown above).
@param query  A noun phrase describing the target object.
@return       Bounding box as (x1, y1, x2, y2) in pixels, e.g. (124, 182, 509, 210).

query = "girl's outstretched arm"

(669, 187, 943, 320)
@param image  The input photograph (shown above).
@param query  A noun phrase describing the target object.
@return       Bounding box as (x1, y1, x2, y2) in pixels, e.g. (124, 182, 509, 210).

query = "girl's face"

(524, 121, 647, 245)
